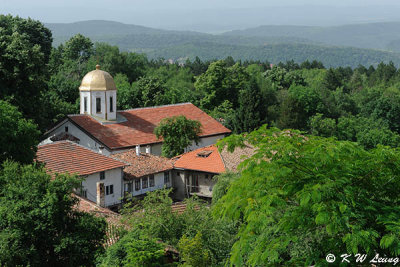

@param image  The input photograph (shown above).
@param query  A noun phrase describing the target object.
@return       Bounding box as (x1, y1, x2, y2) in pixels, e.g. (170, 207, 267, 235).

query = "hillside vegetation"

(46, 20, 400, 68)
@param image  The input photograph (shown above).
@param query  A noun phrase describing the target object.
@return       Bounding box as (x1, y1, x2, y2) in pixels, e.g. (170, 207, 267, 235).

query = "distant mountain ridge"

(46, 20, 400, 67)
(223, 22, 400, 51)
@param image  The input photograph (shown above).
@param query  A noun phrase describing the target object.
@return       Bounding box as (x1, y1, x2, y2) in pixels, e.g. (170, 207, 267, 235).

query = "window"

(109, 96, 113, 112)
(125, 183, 132, 193)
(100, 171, 105, 180)
(106, 184, 114, 195)
(142, 177, 148, 189)
(164, 172, 170, 184)
(135, 179, 141, 191)
(80, 189, 87, 198)
(96, 97, 101, 113)
(149, 175, 155, 187)
(205, 174, 209, 179)
(84, 97, 88, 112)
(65, 126, 68, 132)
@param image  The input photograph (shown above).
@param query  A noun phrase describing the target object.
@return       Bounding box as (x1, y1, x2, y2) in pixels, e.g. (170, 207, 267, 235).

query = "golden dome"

(79, 65, 117, 91)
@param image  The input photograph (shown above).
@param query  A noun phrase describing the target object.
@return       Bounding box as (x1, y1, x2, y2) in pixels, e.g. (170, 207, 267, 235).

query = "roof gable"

(174, 145, 226, 174)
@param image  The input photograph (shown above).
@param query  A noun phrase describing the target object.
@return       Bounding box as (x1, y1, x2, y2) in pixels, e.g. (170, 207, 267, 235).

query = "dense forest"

(3, 14, 400, 266)
(46, 20, 400, 67)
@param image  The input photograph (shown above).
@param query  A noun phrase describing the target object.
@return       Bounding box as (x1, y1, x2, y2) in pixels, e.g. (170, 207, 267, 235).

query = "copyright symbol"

(326, 254, 336, 263)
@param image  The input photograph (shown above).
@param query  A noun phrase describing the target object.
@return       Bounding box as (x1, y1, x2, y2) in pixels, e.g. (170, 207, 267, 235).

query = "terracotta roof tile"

(68, 103, 231, 150)
(37, 141, 127, 176)
(174, 145, 225, 174)
(173, 144, 255, 174)
(111, 150, 174, 179)
(220, 143, 255, 172)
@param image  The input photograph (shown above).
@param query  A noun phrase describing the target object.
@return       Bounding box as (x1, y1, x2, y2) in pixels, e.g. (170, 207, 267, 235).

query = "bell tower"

(79, 65, 117, 121)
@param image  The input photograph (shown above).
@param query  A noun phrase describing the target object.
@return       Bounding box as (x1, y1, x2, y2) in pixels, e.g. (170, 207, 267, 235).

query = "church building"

(41, 65, 231, 156)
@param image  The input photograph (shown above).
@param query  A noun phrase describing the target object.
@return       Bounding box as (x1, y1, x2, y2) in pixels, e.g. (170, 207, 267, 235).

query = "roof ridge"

(118, 102, 193, 112)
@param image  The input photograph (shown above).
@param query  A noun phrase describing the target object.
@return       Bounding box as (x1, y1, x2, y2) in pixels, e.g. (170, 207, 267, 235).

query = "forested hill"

(223, 22, 400, 51)
(46, 20, 400, 68)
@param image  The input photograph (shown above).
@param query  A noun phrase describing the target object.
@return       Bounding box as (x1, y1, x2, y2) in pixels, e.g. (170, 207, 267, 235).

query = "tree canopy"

(154, 115, 202, 158)
(0, 100, 40, 164)
(0, 161, 106, 266)
(214, 125, 400, 266)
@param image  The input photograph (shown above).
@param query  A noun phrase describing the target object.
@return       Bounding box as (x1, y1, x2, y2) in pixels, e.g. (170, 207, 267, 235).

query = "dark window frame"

(142, 177, 148, 189)
(135, 179, 141, 191)
(84, 96, 88, 112)
(149, 175, 155, 187)
(100, 171, 105, 180)
(109, 96, 113, 112)
(164, 172, 170, 184)
(106, 184, 114, 195)
(96, 97, 101, 113)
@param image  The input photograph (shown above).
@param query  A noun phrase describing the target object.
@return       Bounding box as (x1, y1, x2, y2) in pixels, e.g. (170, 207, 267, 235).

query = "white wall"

(124, 171, 172, 197)
(80, 91, 91, 114)
(82, 167, 123, 207)
(41, 120, 112, 155)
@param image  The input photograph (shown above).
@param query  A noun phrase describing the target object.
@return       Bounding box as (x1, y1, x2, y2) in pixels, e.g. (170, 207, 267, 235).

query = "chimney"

(145, 145, 151, 154)
(96, 182, 105, 207)
(136, 145, 141, 156)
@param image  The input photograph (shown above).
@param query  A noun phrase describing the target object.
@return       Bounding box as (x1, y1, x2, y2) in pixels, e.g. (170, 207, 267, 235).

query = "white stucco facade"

(80, 90, 117, 121)
(40, 120, 112, 155)
(123, 171, 172, 197)
(80, 167, 124, 207)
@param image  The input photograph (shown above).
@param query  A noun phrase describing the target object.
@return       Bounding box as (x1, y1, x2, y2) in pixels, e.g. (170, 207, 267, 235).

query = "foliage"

(62, 33, 93, 61)
(211, 172, 240, 205)
(0, 15, 52, 123)
(178, 232, 211, 267)
(214, 125, 400, 266)
(154, 116, 202, 158)
(310, 114, 400, 149)
(0, 101, 40, 164)
(231, 78, 266, 133)
(0, 161, 106, 266)
(123, 237, 166, 267)
(106, 190, 237, 266)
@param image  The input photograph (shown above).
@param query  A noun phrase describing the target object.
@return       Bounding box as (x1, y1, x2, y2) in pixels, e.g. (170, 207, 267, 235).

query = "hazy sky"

(3, 0, 400, 31)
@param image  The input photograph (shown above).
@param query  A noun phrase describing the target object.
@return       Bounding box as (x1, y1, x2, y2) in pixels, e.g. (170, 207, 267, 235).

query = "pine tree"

(231, 79, 265, 133)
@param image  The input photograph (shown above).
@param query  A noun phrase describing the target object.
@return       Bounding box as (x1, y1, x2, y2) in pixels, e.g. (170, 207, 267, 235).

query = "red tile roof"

(111, 150, 174, 179)
(37, 141, 127, 176)
(174, 145, 226, 174)
(173, 144, 255, 174)
(68, 103, 231, 150)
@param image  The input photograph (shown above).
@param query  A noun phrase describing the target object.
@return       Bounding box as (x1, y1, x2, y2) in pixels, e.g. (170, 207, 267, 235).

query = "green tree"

(178, 232, 211, 267)
(0, 15, 52, 121)
(0, 161, 106, 266)
(211, 172, 240, 205)
(111, 189, 236, 266)
(136, 76, 167, 107)
(0, 101, 40, 164)
(231, 79, 265, 133)
(154, 116, 202, 158)
(62, 34, 93, 61)
(215, 125, 400, 266)
(123, 237, 166, 267)
(115, 73, 139, 109)
(195, 61, 248, 111)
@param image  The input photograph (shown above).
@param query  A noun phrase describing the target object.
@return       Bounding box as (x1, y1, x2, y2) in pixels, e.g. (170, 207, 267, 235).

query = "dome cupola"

(79, 65, 117, 121)
(79, 64, 116, 91)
